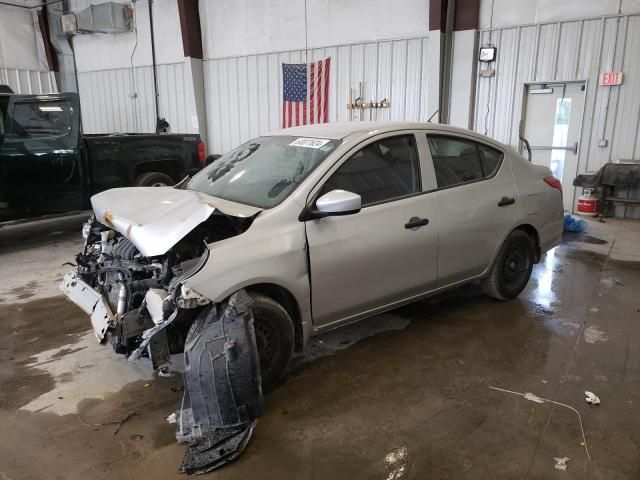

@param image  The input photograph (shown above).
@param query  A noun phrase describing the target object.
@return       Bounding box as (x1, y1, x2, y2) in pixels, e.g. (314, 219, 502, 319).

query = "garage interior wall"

(472, 0, 640, 216)
(71, 0, 200, 134)
(0, 5, 58, 94)
(200, 0, 435, 154)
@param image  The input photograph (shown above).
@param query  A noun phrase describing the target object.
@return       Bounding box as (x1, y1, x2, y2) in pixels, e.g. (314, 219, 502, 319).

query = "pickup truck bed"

(0, 92, 205, 223)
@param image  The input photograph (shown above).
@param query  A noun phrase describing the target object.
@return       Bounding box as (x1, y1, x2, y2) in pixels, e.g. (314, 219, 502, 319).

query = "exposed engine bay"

(61, 210, 264, 474)
(74, 212, 252, 367)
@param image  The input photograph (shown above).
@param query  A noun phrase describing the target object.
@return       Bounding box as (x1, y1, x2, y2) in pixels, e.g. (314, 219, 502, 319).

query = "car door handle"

(404, 217, 429, 229)
(498, 196, 516, 207)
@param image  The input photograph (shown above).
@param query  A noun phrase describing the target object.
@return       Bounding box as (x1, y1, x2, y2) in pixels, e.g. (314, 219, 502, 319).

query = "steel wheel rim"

(501, 247, 528, 284)
(254, 316, 276, 375)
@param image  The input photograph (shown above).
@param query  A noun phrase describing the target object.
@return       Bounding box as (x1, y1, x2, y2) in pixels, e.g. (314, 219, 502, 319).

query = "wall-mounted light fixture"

(479, 45, 497, 62)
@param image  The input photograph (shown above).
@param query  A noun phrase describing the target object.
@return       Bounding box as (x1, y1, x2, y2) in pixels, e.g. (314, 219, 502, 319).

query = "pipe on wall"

(148, 0, 161, 133)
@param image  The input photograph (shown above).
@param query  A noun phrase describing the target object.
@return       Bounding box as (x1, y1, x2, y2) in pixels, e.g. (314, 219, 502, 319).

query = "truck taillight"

(197, 141, 206, 165)
(543, 176, 562, 196)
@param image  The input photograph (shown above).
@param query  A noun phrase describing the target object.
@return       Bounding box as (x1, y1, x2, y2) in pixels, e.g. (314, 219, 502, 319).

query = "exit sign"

(600, 71, 623, 86)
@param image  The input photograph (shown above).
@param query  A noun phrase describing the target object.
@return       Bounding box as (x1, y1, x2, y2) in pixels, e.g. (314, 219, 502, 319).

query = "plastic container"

(576, 189, 600, 217)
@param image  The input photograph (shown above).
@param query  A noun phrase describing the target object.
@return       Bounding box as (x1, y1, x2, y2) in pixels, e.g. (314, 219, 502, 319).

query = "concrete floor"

(1, 216, 639, 479)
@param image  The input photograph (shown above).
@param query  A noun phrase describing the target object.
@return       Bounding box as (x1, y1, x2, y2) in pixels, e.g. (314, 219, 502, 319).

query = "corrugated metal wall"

(77, 61, 197, 134)
(204, 37, 434, 154)
(0, 68, 57, 94)
(474, 14, 640, 174)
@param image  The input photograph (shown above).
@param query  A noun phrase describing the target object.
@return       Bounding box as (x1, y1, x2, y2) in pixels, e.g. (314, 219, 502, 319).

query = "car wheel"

(134, 172, 174, 187)
(250, 293, 295, 392)
(481, 229, 535, 300)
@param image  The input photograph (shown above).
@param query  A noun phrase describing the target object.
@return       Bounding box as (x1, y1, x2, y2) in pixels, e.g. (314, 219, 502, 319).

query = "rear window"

(8, 101, 73, 138)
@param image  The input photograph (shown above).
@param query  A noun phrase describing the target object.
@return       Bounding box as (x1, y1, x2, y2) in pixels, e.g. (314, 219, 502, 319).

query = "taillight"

(543, 176, 562, 196)
(197, 141, 206, 166)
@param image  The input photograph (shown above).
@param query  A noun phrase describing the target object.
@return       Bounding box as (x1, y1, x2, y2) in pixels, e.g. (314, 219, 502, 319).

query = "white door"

(522, 82, 586, 211)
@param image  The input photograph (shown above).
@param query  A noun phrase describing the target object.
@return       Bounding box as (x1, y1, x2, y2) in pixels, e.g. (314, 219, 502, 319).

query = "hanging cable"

(129, 0, 140, 132)
(483, 0, 495, 136)
(304, 0, 308, 62)
(600, 0, 623, 142)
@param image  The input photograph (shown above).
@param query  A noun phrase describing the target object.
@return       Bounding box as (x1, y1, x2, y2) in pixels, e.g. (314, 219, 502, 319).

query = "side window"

(477, 143, 502, 177)
(427, 135, 503, 188)
(319, 134, 421, 206)
(8, 101, 72, 138)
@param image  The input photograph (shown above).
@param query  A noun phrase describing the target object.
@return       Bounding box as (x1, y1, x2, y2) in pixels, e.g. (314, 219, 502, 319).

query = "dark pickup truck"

(0, 91, 206, 223)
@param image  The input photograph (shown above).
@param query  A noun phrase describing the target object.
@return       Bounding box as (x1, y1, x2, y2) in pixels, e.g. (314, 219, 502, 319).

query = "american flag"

(282, 57, 330, 128)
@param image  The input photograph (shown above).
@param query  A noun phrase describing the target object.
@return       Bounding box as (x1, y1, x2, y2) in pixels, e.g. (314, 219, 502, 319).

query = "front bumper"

(59, 273, 116, 342)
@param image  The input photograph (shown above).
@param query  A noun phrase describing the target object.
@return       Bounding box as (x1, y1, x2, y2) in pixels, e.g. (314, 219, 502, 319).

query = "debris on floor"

(384, 446, 409, 480)
(158, 367, 175, 377)
(166, 412, 177, 424)
(554, 456, 570, 471)
(564, 214, 588, 233)
(489, 386, 591, 461)
(523, 392, 545, 403)
(585, 391, 601, 405)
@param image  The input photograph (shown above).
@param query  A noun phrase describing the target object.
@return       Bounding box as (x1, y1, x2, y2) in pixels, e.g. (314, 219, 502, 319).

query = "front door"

(522, 82, 586, 211)
(0, 93, 83, 219)
(305, 133, 438, 327)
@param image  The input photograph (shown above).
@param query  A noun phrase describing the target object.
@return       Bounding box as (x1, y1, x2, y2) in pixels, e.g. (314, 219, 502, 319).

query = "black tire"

(183, 294, 294, 392)
(481, 230, 535, 300)
(134, 172, 174, 187)
(250, 293, 295, 392)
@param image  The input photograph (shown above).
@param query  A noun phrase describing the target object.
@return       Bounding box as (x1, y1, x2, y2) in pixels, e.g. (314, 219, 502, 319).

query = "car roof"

(266, 121, 502, 146)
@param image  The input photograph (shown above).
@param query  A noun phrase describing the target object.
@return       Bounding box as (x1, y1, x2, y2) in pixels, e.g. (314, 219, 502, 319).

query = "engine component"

(146, 288, 170, 325)
(177, 285, 210, 309)
(116, 283, 127, 317)
(177, 290, 263, 474)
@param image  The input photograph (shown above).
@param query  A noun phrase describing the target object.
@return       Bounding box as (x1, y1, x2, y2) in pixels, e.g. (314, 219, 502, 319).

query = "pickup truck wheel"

(250, 293, 295, 392)
(134, 172, 174, 187)
(481, 230, 535, 300)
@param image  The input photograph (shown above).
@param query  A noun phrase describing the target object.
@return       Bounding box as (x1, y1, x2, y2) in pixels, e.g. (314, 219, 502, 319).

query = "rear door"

(0, 93, 83, 216)
(425, 133, 517, 286)
(305, 132, 439, 326)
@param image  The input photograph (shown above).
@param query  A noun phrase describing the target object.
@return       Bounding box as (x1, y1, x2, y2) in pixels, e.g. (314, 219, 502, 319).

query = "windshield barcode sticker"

(289, 137, 330, 149)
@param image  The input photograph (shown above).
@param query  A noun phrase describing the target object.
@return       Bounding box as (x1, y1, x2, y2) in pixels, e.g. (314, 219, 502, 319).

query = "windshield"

(186, 135, 340, 208)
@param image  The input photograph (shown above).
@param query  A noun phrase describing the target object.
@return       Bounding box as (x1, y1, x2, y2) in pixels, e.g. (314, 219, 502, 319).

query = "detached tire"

(250, 293, 295, 392)
(134, 172, 174, 187)
(481, 230, 535, 300)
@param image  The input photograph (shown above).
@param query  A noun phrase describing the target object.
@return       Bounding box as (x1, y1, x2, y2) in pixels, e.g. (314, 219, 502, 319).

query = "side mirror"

(316, 189, 361, 215)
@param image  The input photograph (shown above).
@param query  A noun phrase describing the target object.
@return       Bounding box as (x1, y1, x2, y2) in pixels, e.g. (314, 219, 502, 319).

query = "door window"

(319, 134, 421, 206)
(427, 135, 503, 188)
(8, 101, 73, 138)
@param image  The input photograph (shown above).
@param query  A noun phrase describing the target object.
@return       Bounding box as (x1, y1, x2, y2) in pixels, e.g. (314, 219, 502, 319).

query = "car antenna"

(426, 109, 439, 123)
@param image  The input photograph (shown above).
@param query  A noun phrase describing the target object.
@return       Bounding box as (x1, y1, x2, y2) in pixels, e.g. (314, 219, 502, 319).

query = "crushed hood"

(91, 187, 262, 257)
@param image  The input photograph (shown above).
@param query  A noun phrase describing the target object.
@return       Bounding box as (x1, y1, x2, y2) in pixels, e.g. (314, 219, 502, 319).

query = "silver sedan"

(61, 121, 564, 471)
(64, 121, 563, 389)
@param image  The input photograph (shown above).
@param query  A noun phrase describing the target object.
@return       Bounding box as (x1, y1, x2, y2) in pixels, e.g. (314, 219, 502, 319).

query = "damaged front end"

(60, 188, 265, 473)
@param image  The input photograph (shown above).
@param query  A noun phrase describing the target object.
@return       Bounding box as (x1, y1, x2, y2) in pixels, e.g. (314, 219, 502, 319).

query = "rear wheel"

(481, 230, 535, 300)
(134, 172, 174, 187)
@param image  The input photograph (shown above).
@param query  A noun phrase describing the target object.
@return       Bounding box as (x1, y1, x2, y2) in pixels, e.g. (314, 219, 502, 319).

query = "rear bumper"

(59, 273, 116, 342)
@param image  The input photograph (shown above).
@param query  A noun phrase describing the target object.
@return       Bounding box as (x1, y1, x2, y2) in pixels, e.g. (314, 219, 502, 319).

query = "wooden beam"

(177, 0, 203, 59)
